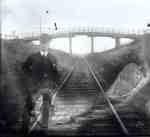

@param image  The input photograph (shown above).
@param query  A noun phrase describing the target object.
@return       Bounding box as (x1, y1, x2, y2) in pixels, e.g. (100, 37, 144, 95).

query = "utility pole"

(40, 14, 42, 45)
(39, 10, 50, 46)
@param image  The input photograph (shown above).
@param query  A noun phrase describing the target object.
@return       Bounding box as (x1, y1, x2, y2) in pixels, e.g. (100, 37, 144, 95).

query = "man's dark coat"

(22, 52, 58, 82)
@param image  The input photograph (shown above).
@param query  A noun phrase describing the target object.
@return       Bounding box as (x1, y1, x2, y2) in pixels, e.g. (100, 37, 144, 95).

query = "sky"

(1, 0, 150, 54)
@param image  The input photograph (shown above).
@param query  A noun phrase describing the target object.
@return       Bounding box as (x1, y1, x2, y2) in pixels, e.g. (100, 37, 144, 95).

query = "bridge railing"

(48, 26, 144, 36)
(1, 27, 146, 40)
(1, 32, 40, 40)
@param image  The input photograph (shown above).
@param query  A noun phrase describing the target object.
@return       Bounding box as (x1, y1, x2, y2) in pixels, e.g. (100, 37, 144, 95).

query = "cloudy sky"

(1, 0, 150, 33)
(1, 0, 150, 54)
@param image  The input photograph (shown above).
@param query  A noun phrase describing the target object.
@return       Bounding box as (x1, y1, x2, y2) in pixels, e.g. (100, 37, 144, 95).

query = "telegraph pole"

(39, 10, 49, 45)
(40, 14, 42, 45)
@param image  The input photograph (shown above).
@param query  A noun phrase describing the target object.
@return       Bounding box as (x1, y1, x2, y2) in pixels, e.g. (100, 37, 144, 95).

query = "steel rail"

(83, 57, 129, 135)
(29, 113, 42, 133)
(51, 61, 79, 105)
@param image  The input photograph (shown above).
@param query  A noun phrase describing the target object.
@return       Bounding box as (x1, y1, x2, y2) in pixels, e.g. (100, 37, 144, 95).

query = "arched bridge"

(2, 26, 145, 54)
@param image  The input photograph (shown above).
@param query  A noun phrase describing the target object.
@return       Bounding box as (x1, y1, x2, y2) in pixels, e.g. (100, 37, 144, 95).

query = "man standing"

(22, 35, 58, 131)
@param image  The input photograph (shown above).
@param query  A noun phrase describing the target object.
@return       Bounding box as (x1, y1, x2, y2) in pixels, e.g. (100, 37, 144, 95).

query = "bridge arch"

(42, 26, 143, 54)
(10, 26, 144, 54)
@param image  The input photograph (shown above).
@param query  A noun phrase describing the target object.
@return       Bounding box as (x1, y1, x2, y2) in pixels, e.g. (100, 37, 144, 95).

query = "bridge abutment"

(143, 30, 150, 67)
(69, 36, 72, 55)
(91, 36, 94, 53)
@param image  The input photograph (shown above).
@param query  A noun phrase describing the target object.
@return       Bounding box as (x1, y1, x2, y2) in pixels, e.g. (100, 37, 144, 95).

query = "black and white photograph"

(1, 0, 150, 136)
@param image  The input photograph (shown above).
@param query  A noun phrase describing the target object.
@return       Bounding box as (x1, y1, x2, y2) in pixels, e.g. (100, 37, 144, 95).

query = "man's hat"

(40, 34, 50, 44)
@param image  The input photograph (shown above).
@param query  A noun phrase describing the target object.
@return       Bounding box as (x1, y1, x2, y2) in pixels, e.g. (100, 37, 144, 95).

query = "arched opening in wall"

(49, 36, 128, 54)
(72, 35, 91, 55)
(94, 37, 115, 52)
(50, 38, 69, 53)
(32, 40, 40, 46)
(120, 38, 134, 46)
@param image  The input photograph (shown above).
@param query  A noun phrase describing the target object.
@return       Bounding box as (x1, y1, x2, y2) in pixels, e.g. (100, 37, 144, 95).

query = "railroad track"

(30, 57, 150, 136)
